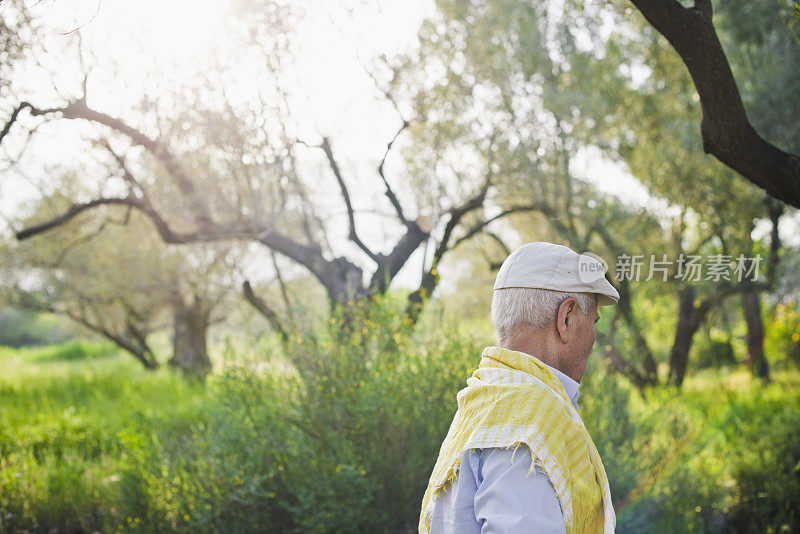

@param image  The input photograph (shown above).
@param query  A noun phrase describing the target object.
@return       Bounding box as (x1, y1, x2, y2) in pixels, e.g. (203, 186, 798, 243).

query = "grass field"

(1, 335, 799, 533)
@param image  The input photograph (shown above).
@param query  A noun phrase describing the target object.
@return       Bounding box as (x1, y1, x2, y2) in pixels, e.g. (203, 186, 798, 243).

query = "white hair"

(491, 287, 597, 346)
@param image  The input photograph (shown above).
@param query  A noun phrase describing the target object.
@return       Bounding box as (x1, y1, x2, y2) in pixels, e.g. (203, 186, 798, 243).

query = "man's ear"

(556, 297, 577, 343)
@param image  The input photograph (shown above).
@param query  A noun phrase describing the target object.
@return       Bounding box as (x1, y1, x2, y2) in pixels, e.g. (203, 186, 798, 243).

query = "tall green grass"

(0, 341, 209, 532)
(1, 304, 799, 533)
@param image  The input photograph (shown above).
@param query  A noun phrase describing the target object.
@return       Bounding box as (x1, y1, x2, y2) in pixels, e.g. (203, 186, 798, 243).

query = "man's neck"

(503, 335, 563, 376)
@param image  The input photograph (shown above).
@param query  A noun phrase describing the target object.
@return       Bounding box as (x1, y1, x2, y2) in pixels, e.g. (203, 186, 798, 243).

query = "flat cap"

(493, 242, 619, 306)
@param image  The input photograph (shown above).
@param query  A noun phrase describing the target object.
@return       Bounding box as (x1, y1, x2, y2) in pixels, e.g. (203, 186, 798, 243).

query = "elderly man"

(419, 242, 618, 534)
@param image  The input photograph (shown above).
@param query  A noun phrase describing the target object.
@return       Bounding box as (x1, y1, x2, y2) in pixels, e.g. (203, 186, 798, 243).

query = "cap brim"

(597, 293, 618, 307)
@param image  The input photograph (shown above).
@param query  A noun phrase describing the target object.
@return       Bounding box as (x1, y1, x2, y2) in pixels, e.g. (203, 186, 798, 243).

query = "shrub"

(692, 329, 737, 371)
(765, 301, 800, 368)
(720, 387, 800, 532)
(3, 299, 800, 533)
(0, 307, 75, 347)
(113, 296, 482, 532)
(30, 339, 117, 362)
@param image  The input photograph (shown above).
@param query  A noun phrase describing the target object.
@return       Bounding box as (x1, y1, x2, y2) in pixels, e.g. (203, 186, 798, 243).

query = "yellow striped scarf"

(419, 346, 615, 534)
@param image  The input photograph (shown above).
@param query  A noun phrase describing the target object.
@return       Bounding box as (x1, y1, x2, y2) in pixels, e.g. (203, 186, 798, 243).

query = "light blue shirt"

(429, 356, 583, 534)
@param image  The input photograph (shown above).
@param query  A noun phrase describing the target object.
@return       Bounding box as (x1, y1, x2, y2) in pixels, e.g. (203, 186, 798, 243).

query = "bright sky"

(3, 0, 794, 293)
(2, 0, 438, 287)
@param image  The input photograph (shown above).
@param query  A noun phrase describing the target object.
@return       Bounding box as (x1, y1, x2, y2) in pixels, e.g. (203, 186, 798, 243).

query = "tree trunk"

(597, 330, 649, 391)
(616, 281, 659, 386)
(121, 333, 159, 370)
(170, 300, 212, 378)
(405, 269, 439, 325)
(668, 290, 694, 387)
(793, 339, 800, 368)
(742, 289, 769, 380)
(668, 286, 710, 387)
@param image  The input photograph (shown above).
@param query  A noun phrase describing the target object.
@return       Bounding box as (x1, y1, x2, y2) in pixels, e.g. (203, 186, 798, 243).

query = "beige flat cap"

(493, 242, 620, 306)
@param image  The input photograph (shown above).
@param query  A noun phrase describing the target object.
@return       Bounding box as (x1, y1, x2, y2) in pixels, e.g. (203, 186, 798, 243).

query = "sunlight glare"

(140, 0, 228, 64)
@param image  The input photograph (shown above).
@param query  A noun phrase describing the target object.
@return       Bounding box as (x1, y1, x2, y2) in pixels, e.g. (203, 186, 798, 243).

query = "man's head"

(492, 287, 599, 380)
(491, 243, 619, 381)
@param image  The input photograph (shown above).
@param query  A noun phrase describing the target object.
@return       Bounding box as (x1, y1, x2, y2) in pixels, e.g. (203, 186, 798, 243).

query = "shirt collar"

(545, 363, 581, 409)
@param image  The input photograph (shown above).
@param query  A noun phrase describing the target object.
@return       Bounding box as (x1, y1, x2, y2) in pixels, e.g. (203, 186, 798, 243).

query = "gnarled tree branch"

(2, 99, 216, 224)
(377, 120, 412, 227)
(242, 280, 289, 342)
(16, 197, 140, 240)
(319, 136, 378, 262)
(629, 0, 800, 208)
(404, 181, 491, 320)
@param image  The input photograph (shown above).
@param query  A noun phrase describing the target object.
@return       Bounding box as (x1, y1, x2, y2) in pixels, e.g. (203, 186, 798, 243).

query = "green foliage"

(0, 307, 75, 347)
(718, 385, 800, 532)
(0, 339, 118, 368)
(129, 296, 481, 532)
(607, 369, 800, 533)
(2, 312, 800, 532)
(691, 330, 738, 371)
(580, 360, 644, 505)
(0, 344, 207, 532)
(765, 301, 800, 367)
(395, 0, 791, 391)
(27, 339, 117, 363)
(717, 0, 800, 155)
